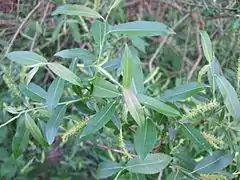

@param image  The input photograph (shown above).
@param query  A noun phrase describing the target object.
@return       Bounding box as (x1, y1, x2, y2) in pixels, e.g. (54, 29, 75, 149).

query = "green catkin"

(61, 120, 87, 144)
(119, 127, 132, 159)
(200, 174, 227, 180)
(182, 101, 219, 120)
(1, 66, 21, 98)
(202, 132, 224, 149)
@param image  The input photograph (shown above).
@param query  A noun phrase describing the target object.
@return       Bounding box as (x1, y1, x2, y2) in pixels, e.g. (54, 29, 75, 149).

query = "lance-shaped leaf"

(215, 75, 240, 121)
(25, 113, 47, 146)
(181, 123, 212, 153)
(54, 48, 95, 62)
(125, 153, 172, 174)
(159, 82, 210, 102)
(46, 77, 65, 110)
(96, 161, 121, 179)
(48, 62, 81, 86)
(92, 78, 121, 98)
(109, 21, 174, 37)
(131, 54, 144, 94)
(91, 20, 108, 45)
(134, 120, 157, 160)
(26, 66, 39, 85)
(6, 51, 47, 65)
(193, 151, 233, 173)
(81, 101, 117, 137)
(12, 116, 29, 158)
(138, 94, 181, 117)
(200, 30, 213, 62)
(19, 83, 47, 102)
(45, 105, 67, 144)
(123, 88, 145, 126)
(52, 4, 103, 19)
(122, 45, 134, 88)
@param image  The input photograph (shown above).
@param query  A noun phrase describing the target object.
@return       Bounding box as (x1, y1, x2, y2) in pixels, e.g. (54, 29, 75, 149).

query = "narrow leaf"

(91, 20, 108, 45)
(109, 21, 174, 37)
(123, 89, 145, 126)
(138, 94, 181, 117)
(6, 51, 47, 65)
(181, 123, 212, 152)
(48, 62, 81, 86)
(160, 82, 210, 102)
(215, 75, 240, 121)
(130, 36, 149, 53)
(25, 113, 47, 146)
(134, 120, 157, 160)
(193, 151, 233, 173)
(122, 44, 134, 88)
(54, 48, 95, 61)
(81, 101, 117, 137)
(92, 78, 121, 98)
(96, 161, 121, 179)
(45, 105, 67, 144)
(200, 30, 213, 62)
(12, 117, 29, 158)
(52, 4, 103, 19)
(19, 83, 47, 102)
(68, 22, 81, 43)
(125, 153, 172, 174)
(46, 77, 65, 110)
(26, 66, 39, 85)
(131, 54, 144, 94)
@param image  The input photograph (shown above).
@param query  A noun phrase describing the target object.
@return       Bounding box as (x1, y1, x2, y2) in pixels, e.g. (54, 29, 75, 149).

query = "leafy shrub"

(1, 0, 240, 179)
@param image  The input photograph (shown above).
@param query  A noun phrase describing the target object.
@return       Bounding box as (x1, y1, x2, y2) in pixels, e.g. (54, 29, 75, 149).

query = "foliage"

(0, 0, 240, 179)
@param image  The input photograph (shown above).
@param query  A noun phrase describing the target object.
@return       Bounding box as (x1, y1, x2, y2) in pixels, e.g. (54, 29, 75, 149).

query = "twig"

(1, 1, 42, 60)
(85, 141, 136, 157)
(30, 1, 51, 51)
(148, 13, 189, 72)
(187, 23, 202, 81)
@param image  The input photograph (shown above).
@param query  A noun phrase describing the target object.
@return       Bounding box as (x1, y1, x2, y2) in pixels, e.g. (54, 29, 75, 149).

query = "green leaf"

(91, 20, 108, 45)
(92, 78, 121, 98)
(131, 53, 144, 94)
(198, 65, 210, 84)
(52, 19, 64, 42)
(181, 123, 212, 153)
(130, 36, 148, 53)
(19, 83, 47, 102)
(122, 44, 134, 88)
(48, 62, 81, 86)
(46, 77, 65, 110)
(45, 105, 67, 144)
(125, 153, 172, 174)
(26, 66, 39, 85)
(96, 161, 121, 179)
(12, 117, 29, 158)
(200, 30, 213, 62)
(123, 89, 145, 126)
(138, 94, 181, 117)
(51, 4, 103, 19)
(25, 113, 47, 146)
(160, 82, 210, 102)
(109, 21, 174, 37)
(215, 75, 240, 121)
(68, 22, 81, 43)
(134, 120, 157, 160)
(54, 48, 95, 61)
(193, 151, 233, 173)
(81, 101, 117, 137)
(6, 51, 47, 65)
